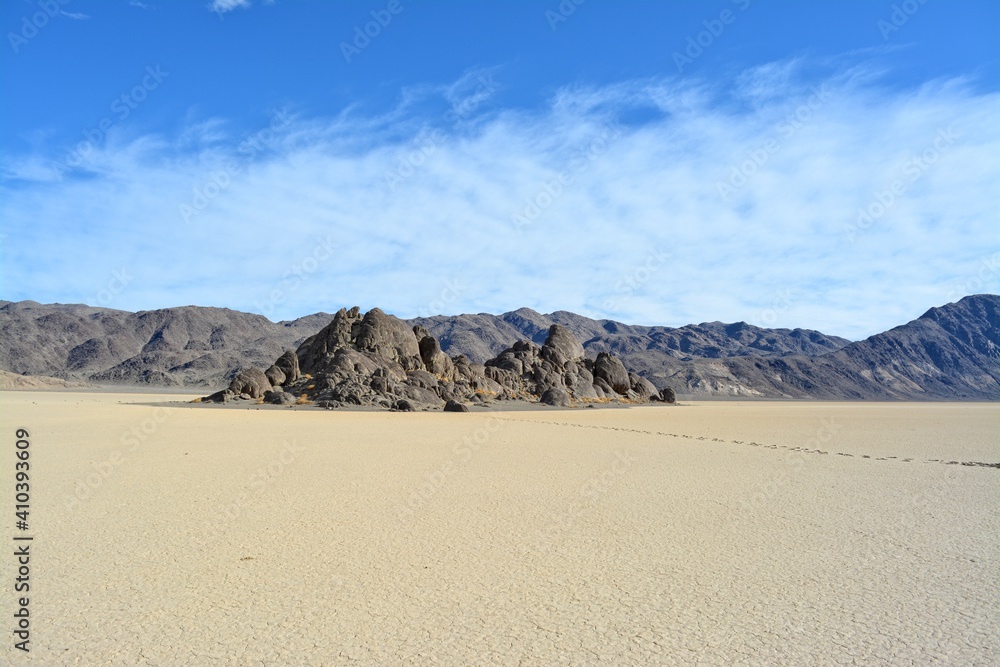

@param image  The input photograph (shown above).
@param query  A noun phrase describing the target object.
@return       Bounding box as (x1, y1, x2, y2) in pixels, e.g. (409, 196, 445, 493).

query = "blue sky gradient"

(2, 0, 998, 339)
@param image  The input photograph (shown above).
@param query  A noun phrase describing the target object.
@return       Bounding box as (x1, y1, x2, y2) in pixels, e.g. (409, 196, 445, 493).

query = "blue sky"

(1, 0, 998, 339)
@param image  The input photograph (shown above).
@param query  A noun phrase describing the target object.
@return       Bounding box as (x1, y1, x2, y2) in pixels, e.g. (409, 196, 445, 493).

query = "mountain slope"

(411, 308, 850, 364)
(1, 295, 996, 399)
(0, 301, 330, 387)
(638, 295, 1000, 399)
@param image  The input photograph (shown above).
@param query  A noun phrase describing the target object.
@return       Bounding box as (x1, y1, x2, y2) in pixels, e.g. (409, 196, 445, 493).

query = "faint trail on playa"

(489, 415, 1000, 469)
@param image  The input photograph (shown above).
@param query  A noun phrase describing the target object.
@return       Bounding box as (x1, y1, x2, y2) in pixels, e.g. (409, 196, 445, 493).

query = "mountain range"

(1, 294, 997, 400)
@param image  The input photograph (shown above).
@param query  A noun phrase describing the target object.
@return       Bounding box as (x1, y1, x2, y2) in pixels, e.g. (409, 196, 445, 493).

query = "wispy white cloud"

(208, 0, 250, 14)
(1, 62, 997, 339)
(60, 11, 89, 20)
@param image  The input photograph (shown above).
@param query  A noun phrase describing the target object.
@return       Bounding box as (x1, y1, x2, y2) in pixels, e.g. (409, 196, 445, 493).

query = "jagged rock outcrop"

(203, 311, 672, 410)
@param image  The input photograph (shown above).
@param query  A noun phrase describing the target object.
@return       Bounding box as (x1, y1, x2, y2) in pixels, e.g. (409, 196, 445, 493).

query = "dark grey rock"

(264, 390, 296, 405)
(354, 308, 423, 371)
(444, 399, 470, 412)
(273, 349, 300, 383)
(594, 353, 630, 395)
(541, 324, 585, 363)
(228, 367, 271, 399)
(264, 365, 285, 387)
(629, 372, 658, 401)
(419, 335, 455, 379)
(540, 386, 571, 407)
(204, 388, 235, 403)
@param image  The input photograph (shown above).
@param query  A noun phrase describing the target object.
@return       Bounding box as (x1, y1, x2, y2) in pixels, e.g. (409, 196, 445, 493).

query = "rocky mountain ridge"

(2, 295, 997, 400)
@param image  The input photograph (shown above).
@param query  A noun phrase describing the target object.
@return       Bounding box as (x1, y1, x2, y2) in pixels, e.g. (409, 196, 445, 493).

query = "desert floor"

(1, 392, 997, 666)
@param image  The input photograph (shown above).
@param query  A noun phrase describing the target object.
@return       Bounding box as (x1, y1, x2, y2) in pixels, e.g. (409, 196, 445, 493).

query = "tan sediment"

(0, 370, 93, 390)
(1, 392, 997, 665)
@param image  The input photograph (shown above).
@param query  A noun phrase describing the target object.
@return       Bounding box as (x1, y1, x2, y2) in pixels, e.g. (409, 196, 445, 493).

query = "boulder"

(418, 335, 455, 379)
(594, 353, 630, 395)
(325, 347, 384, 379)
(263, 390, 296, 405)
(405, 369, 439, 389)
(444, 399, 470, 413)
(272, 349, 300, 383)
(392, 399, 415, 412)
(228, 367, 271, 399)
(540, 386, 571, 407)
(296, 307, 362, 373)
(629, 372, 658, 401)
(354, 308, 423, 371)
(659, 387, 677, 404)
(204, 389, 235, 403)
(571, 381, 600, 400)
(402, 384, 443, 406)
(541, 324, 585, 364)
(264, 365, 285, 387)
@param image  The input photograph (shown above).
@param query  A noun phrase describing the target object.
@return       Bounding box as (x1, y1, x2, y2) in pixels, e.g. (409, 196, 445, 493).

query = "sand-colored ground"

(1, 392, 997, 665)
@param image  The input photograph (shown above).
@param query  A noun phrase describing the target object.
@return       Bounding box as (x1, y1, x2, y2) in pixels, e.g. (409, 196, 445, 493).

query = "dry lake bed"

(1, 391, 997, 665)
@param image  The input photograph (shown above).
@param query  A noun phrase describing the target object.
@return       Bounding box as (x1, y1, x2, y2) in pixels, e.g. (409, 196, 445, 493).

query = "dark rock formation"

(202, 309, 666, 410)
(264, 350, 300, 387)
(263, 390, 296, 405)
(228, 367, 271, 399)
(594, 353, 630, 395)
(540, 386, 571, 407)
(392, 399, 415, 412)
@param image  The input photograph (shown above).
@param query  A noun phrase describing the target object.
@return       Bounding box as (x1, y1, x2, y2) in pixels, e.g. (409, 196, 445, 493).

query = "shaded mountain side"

(411, 308, 850, 363)
(0, 301, 331, 387)
(631, 295, 1000, 400)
